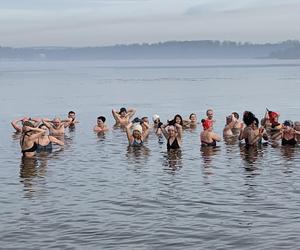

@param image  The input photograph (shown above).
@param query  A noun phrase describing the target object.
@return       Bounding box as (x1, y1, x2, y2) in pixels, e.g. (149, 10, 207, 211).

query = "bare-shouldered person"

(94, 116, 109, 133)
(42, 117, 70, 136)
(112, 107, 136, 127)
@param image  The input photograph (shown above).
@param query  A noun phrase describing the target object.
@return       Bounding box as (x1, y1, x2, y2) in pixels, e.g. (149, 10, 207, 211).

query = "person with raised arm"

(201, 119, 221, 147)
(42, 117, 71, 136)
(112, 107, 136, 127)
(125, 120, 149, 147)
(11, 117, 41, 132)
(36, 124, 64, 153)
(20, 121, 45, 157)
(161, 122, 182, 150)
(239, 111, 268, 147)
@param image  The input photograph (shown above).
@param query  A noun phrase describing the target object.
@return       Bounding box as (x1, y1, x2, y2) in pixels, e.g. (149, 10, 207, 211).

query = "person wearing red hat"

(200, 119, 221, 147)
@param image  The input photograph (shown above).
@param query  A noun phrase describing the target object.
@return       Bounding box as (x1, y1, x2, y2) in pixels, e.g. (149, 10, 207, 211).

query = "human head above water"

(206, 109, 214, 120)
(119, 107, 127, 117)
(268, 111, 279, 124)
(243, 111, 258, 127)
(174, 114, 183, 126)
(132, 123, 143, 139)
(97, 116, 106, 124)
(68, 111, 75, 117)
(189, 113, 197, 122)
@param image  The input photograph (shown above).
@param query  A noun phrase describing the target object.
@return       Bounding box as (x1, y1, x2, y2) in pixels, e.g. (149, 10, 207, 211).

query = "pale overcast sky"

(0, 0, 299, 47)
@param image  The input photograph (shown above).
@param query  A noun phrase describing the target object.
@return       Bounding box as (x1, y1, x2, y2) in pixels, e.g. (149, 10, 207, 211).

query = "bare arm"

(211, 132, 221, 142)
(141, 122, 150, 140)
(11, 118, 26, 132)
(41, 119, 53, 129)
(112, 109, 120, 122)
(126, 108, 136, 119)
(161, 124, 169, 139)
(27, 127, 46, 140)
(175, 124, 183, 141)
(248, 129, 263, 145)
(125, 123, 133, 143)
(49, 136, 64, 146)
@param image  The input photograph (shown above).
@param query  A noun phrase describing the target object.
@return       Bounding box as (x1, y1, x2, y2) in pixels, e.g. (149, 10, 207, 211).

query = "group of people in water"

(12, 108, 300, 158)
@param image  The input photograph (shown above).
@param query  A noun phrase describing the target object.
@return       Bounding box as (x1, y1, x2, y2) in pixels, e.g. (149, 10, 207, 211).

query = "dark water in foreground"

(1, 59, 300, 249)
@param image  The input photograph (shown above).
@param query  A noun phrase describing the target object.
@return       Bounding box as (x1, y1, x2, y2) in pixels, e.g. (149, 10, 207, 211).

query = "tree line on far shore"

(1, 40, 300, 60)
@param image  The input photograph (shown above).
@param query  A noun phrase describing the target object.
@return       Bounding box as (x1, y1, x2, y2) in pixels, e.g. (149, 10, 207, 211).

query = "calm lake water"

(1, 59, 300, 249)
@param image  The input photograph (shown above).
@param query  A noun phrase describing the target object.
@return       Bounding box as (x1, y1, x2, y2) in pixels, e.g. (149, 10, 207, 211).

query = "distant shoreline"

(1, 40, 300, 60)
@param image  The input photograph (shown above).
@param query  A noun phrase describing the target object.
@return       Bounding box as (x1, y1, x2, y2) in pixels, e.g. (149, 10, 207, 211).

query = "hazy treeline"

(1, 40, 300, 60)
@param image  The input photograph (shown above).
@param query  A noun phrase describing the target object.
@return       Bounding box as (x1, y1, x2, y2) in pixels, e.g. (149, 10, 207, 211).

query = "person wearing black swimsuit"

(281, 120, 299, 146)
(161, 123, 182, 150)
(20, 121, 45, 157)
(200, 119, 221, 147)
(36, 124, 64, 153)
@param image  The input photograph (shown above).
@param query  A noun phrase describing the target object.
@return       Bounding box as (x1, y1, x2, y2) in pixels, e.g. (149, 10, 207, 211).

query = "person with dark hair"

(152, 114, 163, 136)
(183, 113, 198, 129)
(281, 120, 299, 146)
(67, 111, 79, 128)
(94, 116, 109, 132)
(112, 107, 136, 127)
(201, 119, 221, 146)
(20, 121, 45, 157)
(168, 114, 183, 127)
(36, 124, 64, 153)
(239, 111, 268, 146)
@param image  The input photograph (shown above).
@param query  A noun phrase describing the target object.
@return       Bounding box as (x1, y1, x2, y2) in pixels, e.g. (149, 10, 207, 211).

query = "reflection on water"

(126, 145, 151, 166)
(2, 60, 300, 249)
(200, 146, 221, 167)
(239, 144, 265, 171)
(20, 156, 48, 198)
(162, 150, 182, 171)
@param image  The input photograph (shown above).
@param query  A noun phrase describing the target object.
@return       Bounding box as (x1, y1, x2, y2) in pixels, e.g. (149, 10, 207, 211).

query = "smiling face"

(133, 130, 141, 139)
(168, 126, 176, 137)
(175, 116, 182, 124)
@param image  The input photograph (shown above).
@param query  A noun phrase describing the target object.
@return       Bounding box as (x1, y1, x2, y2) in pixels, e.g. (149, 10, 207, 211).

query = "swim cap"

(132, 124, 143, 134)
(202, 119, 213, 130)
(153, 114, 160, 122)
(268, 111, 279, 124)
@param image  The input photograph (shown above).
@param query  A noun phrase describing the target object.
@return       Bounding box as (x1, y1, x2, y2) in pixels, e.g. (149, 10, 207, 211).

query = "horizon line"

(1, 39, 300, 49)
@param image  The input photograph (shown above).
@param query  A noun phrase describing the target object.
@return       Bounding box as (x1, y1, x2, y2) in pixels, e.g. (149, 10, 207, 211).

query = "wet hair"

(38, 123, 47, 129)
(23, 121, 34, 128)
(68, 111, 75, 115)
(119, 107, 127, 114)
(174, 114, 183, 126)
(232, 112, 239, 119)
(141, 117, 148, 122)
(189, 113, 196, 119)
(243, 111, 257, 126)
(97, 116, 106, 123)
